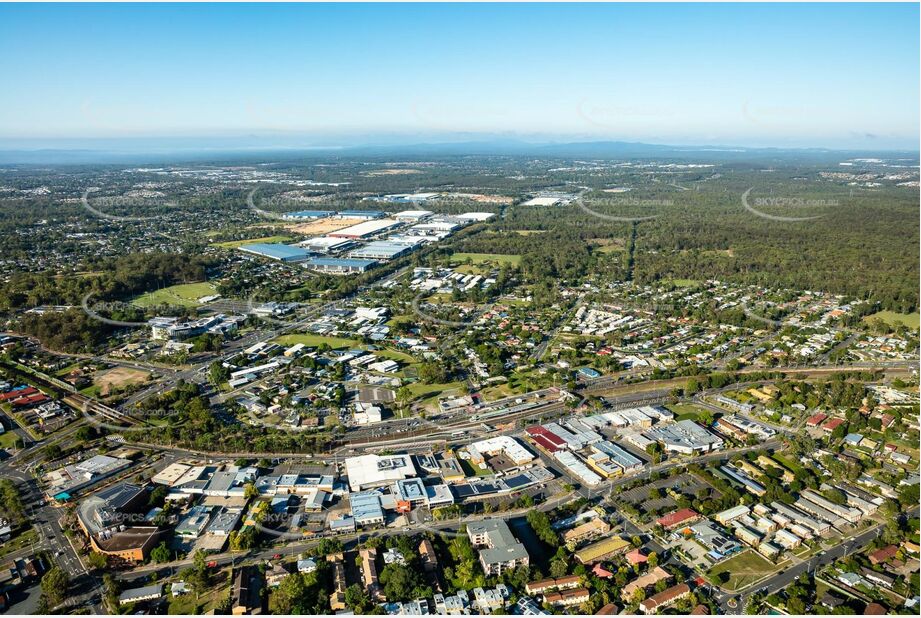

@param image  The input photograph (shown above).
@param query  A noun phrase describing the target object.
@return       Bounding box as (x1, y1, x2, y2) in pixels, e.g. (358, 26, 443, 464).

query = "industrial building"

(283, 210, 334, 220)
(303, 257, 376, 274)
(589, 441, 643, 475)
(329, 218, 401, 239)
(238, 242, 312, 262)
(393, 209, 433, 221)
(645, 419, 724, 454)
(554, 450, 602, 486)
(349, 240, 416, 260)
(456, 212, 496, 222)
(337, 210, 384, 220)
(298, 236, 357, 254)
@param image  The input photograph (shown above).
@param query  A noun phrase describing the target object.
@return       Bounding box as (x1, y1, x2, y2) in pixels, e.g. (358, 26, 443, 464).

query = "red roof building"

(656, 508, 700, 530)
(805, 412, 828, 427)
(526, 426, 566, 453)
(0, 386, 37, 401)
(869, 545, 899, 566)
(821, 417, 845, 432)
(596, 603, 619, 615)
(592, 564, 614, 579)
(11, 393, 49, 408)
(639, 583, 691, 614)
(625, 548, 649, 566)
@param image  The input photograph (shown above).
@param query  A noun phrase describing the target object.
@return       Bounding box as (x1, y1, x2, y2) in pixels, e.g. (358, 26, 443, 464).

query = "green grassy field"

(405, 381, 465, 403)
(708, 550, 779, 591)
(212, 235, 295, 249)
(0, 527, 37, 560)
(667, 278, 700, 287)
(863, 310, 920, 329)
(666, 402, 708, 421)
(132, 282, 218, 308)
(0, 430, 22, 449)
(167, 580, 230, 614)
(768, 453, 803, 474)
(374, 348, 417, 364)
(450, 252, 522, 266)
(273, 333, 361, 350)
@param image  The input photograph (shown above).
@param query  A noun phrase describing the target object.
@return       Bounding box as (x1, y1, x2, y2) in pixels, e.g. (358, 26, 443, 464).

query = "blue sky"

(0, 2, 918, 149)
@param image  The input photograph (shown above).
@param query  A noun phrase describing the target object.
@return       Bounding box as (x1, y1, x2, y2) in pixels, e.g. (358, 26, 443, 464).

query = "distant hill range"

(0, 136, 916, 165)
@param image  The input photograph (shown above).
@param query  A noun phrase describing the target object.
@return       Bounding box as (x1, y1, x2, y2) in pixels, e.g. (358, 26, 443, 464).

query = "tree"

(150, 542, 171, 563)
(270, 574, 309, 614)
(43, 444, 63, 460)
(380, 563, 429, 602)
(229, 527, 257, 551)
(345, 583, 373, 613)
(549, 556, 569, 578)
(102, 573, 121, 609)
(87, 552, 108, 570)
(527, 510, 559, 547)
(209, 360, 230, 386)
(41, 566, 69, 608)
(0, 479, 25, 524)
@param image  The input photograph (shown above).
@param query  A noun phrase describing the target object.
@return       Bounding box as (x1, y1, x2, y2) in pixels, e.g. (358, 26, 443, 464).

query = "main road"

(716, 506, 919, 614)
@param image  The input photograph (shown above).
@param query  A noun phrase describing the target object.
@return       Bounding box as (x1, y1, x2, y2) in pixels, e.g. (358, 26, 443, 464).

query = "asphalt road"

(716, 505, 920, 614)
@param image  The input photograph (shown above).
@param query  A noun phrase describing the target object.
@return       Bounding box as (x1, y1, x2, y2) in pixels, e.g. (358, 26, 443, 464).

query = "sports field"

(863, 310, 920, 329)
(132, 282, 218, 308)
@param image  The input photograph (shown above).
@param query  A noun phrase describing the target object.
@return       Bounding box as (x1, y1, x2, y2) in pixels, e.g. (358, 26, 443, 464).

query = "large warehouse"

(349, 240, 416, 261)
(329, 219, 402, 240)
(299, 236, 357, 254)
(238, 243, 312, 262)
(304, 257, 376, 274)
(337, 210, 384, 220)
(283, 210, 334, 220)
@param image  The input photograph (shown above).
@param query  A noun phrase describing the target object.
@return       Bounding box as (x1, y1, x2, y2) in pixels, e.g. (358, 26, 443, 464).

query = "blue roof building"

(238, 243, 312, 262)
(284, 210, 334, 219)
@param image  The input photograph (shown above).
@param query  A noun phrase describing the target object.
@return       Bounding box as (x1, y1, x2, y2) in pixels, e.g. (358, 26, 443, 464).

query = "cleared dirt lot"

(284, 217, 362, 235)
(95, 366, 150, 396)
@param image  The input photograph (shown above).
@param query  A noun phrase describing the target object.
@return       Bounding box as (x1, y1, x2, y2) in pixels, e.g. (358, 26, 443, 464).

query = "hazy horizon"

(1, 2, 918, 152)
